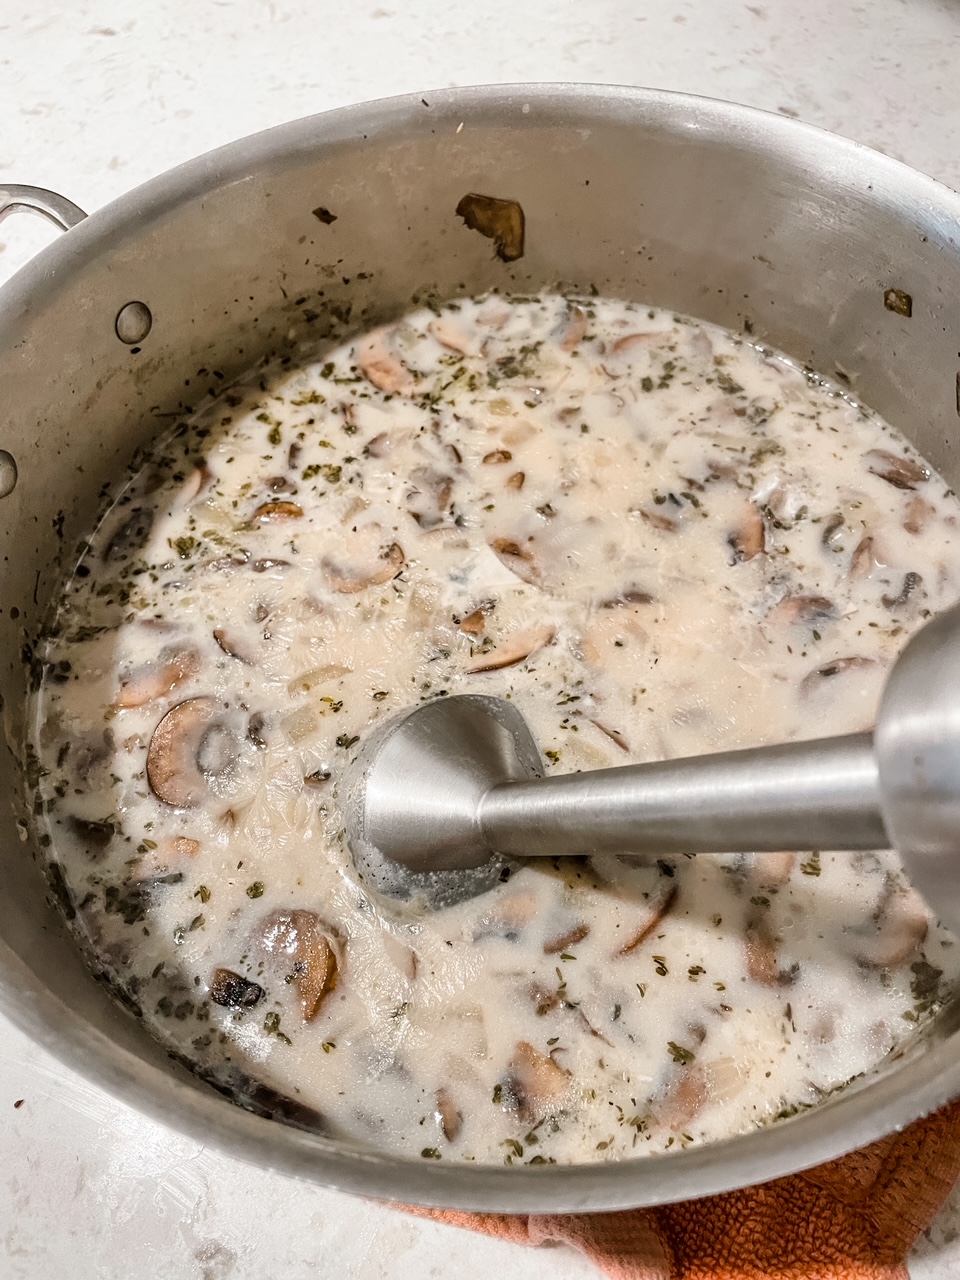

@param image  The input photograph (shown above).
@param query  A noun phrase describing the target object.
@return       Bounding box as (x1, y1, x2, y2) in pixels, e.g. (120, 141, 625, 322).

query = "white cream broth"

(31, 293, 960, 1165)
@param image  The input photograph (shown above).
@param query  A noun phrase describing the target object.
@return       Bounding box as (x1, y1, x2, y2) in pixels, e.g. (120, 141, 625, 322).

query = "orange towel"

(406, 1100, 960, 1279)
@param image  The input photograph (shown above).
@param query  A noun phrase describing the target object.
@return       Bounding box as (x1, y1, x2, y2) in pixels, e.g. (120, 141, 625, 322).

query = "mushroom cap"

(147, 696, 225, 808)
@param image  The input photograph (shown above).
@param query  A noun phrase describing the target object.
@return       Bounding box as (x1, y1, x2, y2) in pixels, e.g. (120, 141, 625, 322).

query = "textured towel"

(406, 1099, 960, 1279)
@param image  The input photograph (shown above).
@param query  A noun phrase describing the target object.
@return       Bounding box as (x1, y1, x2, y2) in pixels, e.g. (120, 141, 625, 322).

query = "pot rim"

(4, 81, 960, 1212)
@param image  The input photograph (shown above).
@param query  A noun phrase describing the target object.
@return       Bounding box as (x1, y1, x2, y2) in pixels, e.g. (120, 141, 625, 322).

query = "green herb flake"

(172, 535, 199, 560)
(246, 881, 265, 899)
(303, 463, 342, 483)
(800, 851, 821, 876)
(667, 1041, 695, 1066)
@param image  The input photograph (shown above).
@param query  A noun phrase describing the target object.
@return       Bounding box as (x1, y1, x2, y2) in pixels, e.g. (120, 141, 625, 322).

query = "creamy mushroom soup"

(29, 293, 960, 1164)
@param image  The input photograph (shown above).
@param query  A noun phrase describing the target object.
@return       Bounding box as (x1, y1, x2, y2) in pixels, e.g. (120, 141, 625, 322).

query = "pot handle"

(0, 185, 87, 232)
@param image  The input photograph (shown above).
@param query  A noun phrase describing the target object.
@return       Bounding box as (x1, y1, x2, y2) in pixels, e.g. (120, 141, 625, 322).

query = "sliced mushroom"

(208, 553, 251, 572)
(767, 594, 835, 627)
(247, 712, 268, 750)
(474, 890, 540, 942)
(744, 915, 796, 988)
(286, 663, 352, 695)
(356, 327, 415, 394)
(117, 646, 201, 709)
(616, 885, 679, 956)
(488, 536, 541, 586)
(865, 448, 930, 490)
(554, 305, 588, 352)
(820, 513, 845, 550)
(640, 506, 680, 533)
(750, 851, 796, 889)
(245, 1080, 328, 1134)
(652, 1066, 707, 1132)
(303, 764, 332, 788)
(251, 558, 290, 573)
(406, 467, 453, 529)
(476, 298, 512, 328)
(179, 463, 214, 503)
(745, 927, 781, 987)
(850, 535, 879, 578)
(249, 500, 303, 524)
(799, 655, 875, 696)
(612, 332, 658, 355)
(589, 719, 630, 752)
(154, 835, 201, 867)
(147, 697, 230, 808)
(458, 601, 495, 636)
(258, 908, 341, 1021)
(707, 458, 743, 485)
(209, 967, 264, 1009)
(728, 503, 765, 562)
(429, 316, 472, 355)
(903, 494, 935, 536)
(882, 571, 923, 610)
(322, 539, 405, 593)
(212, 629, 253, 664)
(466, 622, 555, 673)
(543, 923, 590, 955)
(364, 432, 392, 459)
(601, 589, 655, 608)
(436, 1087, 463, 1142)
(854, 885, 929, 967)
(505, 1041, 571, 1122)
(758, 482, 806, 526)
(530, 980, 561, 1016)
(455, 193, 525, 263)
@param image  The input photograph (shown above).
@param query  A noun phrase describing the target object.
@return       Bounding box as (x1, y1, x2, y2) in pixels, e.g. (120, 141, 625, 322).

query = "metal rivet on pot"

(0, 451, 18, 498)
(115, 301, 153, 345)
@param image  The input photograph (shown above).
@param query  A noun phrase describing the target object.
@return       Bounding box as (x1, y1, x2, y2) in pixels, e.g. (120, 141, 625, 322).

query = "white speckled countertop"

(3, 2, 960, 1275)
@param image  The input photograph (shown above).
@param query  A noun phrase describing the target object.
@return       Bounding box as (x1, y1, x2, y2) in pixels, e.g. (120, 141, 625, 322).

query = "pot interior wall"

(1, 87, 959, 1193)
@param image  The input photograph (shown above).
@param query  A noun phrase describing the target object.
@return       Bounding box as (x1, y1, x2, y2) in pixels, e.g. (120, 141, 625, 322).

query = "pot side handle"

(0, 185, 87, 232)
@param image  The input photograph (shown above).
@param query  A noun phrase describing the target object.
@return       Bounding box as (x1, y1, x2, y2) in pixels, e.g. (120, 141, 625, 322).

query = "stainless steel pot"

(2, 84, 960, 1214)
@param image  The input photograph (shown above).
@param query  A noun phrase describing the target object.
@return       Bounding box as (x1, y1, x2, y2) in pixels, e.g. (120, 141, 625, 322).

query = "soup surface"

(30, 292, 960, 1164)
